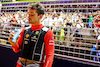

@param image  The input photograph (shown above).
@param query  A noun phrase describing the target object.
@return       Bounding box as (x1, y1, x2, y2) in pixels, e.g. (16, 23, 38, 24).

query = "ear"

(39, 15, 43, 19)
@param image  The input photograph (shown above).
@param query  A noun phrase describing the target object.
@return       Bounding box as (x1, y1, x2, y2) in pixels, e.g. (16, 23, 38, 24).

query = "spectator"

(74, 19, 83, 47)
(88, 14, 94, 28)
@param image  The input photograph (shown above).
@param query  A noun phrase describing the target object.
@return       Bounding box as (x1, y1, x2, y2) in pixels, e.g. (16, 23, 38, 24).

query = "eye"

(31, 15, 34, 16)
(29, 14, 34, 16)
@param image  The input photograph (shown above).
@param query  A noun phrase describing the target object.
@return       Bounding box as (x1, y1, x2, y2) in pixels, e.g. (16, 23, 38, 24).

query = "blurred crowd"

(1, 10, 100, 28)
(0, 3, 100, 62)
(1, 4, 100, 28)
(0, 4, 100, 48)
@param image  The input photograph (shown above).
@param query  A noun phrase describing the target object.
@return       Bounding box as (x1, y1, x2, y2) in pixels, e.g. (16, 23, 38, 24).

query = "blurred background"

(0, 0, 100, 67)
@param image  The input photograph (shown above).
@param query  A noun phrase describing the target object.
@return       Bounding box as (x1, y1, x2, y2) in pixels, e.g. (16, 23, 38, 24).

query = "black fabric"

(20, 27, 48, 61)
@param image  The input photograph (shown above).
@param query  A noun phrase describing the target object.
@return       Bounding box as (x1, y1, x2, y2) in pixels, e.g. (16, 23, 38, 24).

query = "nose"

(28, 15, 30, 19)
(28, 15, 31, 18)
(28, 18, 31, 20)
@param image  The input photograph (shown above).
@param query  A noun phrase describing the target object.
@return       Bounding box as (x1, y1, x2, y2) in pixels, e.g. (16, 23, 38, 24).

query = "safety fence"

(1, 0, 100, 66)
(0, 22, 100, 66)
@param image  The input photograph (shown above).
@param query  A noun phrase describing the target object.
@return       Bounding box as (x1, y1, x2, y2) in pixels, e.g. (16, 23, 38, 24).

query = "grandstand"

(0, 0, 100, 67)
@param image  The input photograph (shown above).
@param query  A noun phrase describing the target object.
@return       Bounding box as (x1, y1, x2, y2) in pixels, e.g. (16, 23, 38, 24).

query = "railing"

(0, 22, 100, 66)
(1, 1, 100, 66)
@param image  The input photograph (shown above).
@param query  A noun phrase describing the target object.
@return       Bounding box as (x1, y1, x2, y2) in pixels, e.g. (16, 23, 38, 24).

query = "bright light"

(12, 0, 16, 1)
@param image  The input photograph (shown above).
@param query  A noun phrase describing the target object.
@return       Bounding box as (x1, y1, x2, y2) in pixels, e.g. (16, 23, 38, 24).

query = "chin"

(29, 21, 32, 23)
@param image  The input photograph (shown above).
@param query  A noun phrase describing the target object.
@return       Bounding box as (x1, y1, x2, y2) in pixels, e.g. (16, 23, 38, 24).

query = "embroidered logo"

(25, 41, 28, 44)
(25, 34, 29, 38)
(35, 31, 39, 35)
(49, 40, 54, 45)
(52, 36, 54, 39)
(31, 36, 37, 42)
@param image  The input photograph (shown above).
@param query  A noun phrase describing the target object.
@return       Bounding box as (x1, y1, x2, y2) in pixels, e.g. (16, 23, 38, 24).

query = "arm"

(79, 23, 83, 27)
(72, 22, 75, 27)
(43, 30, 55, 67)
(8, 28, 25, 53)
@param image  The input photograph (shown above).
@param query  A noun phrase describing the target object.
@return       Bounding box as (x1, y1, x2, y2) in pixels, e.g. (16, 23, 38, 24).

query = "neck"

(32, 19, 41, 25)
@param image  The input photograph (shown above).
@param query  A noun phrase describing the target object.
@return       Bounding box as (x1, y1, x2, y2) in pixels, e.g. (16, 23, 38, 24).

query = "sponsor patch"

(49, 40, 54, 42)
(25, 34, 29, 38)
(52, 36, 54, 39)
(24, 41, 28, 44)
(31, 36, 37, 39)
(49, 40, 54, 45)
(35, 31, 39, 35)
(49, 43, 54, 45)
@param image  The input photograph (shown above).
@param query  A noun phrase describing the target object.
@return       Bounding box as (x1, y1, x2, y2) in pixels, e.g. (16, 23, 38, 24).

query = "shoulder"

(44, 30, 54, 42)
(25, 26, 31, 30)
(42, 27, 49, 32)
(45, 30, 54, 36)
